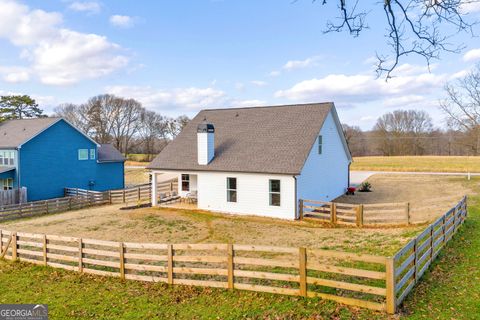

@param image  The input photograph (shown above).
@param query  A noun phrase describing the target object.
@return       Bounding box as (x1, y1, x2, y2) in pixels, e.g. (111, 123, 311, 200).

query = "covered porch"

(151, 171, 198, 208)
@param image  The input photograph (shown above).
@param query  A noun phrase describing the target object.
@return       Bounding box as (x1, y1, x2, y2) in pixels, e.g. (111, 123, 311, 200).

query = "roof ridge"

(201, 102, 333, 112)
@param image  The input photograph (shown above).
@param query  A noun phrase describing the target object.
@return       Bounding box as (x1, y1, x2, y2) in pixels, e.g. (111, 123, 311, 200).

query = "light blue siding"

(19, 120, 124, 201)
(296, 110, 350, 204)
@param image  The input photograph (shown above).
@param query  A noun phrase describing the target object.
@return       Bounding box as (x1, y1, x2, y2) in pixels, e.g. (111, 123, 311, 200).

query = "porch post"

(151, 172, 158, 206)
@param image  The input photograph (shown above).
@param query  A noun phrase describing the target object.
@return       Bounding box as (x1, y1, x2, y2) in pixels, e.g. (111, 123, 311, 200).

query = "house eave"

(148, 167, 301, 176)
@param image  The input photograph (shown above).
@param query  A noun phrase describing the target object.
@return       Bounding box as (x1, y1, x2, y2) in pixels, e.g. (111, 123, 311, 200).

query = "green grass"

(400, 177, 480, 319)
(351, 156, 480, 173)
(0, 260, 388, 319)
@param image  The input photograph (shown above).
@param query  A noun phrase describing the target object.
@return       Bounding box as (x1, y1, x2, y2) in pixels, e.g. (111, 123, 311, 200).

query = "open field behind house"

(0, 175, 470, 257)
(351, 156, 480, 173)
(125, 168, 150, 186)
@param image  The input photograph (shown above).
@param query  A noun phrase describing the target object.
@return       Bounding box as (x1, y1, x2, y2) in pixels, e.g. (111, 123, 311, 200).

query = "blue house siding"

(19, 120, 124, 201)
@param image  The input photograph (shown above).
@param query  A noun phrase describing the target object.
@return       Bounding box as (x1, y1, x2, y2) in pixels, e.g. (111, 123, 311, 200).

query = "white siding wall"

(177, 173, 197, 197)
(296, 110, 350, 204)
(196, 172, 296, 220)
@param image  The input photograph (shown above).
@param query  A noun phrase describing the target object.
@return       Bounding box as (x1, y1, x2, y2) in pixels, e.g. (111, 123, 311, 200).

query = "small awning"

(0, 166, 15, 174)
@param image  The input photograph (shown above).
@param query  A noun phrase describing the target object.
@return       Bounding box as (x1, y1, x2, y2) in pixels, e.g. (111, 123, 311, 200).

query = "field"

(351, 156, 480, 173)
(124, 168, 149, 186)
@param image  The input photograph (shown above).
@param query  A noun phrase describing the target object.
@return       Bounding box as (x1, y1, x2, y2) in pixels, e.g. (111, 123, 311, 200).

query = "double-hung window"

(269, 179, 281, 206)
(226, 177, 237, 202)
(90, 149, 96, 160)
(78, 149, 88, 160)
(2, 178, 13, 190)
(0, 151, 14, 166)
(181, 174, 190, 191)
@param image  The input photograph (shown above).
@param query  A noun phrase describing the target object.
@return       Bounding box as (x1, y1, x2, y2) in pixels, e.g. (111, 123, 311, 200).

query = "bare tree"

(373, 110, 433, 155)
(310, 0, 478, 78)
(54, 103, 93, 135)
(138, 110, 169, 160)
(342, 123, 367, 156)
(440, 64, 480, 154)
(166, 115, 190, 138)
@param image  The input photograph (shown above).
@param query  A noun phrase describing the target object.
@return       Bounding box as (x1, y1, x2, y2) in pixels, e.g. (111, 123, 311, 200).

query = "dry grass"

(124, 168, 150, 186)
(336, 174, 470, 222)
(351, 156, 480, 173)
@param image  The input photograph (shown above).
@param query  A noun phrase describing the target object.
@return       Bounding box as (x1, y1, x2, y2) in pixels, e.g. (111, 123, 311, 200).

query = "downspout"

(293, 175, 298, 220)
(16, 146, 21, 194)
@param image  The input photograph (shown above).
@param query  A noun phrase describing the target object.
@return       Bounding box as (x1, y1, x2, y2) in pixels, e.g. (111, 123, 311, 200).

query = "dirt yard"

(125, 168, 149, 186)
(336, 174, 470, 222)
(0, 174, 470, 257)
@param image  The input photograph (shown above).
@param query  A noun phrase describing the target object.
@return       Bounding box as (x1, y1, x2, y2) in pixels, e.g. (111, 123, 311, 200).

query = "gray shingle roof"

(98, 144, 125, 162)
(0, 118, 61, 148)
(148, 103, 338, 175)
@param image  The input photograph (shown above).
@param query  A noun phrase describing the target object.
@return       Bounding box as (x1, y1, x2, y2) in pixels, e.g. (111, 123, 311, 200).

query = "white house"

(148, 102, 352, 220)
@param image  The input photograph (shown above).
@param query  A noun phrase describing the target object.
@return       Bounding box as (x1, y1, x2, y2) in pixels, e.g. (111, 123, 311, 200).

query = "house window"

(181, 174, 190, 191)
(269, 179, 281, 206)
(78, 149, 88, 160)
(1, 178, 13, 190)
(318, 135, 323, 154)
(90, 149, 96, 160)
(226, 177, 237, 202)
(0, 151, 14, 166)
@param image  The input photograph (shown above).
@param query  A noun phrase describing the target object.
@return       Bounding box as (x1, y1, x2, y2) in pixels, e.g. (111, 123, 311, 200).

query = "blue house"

(0, 117, 125, 201)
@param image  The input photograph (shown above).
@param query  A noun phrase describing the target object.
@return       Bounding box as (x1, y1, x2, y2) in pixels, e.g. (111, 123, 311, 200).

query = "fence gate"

(0, 233, 13, 259)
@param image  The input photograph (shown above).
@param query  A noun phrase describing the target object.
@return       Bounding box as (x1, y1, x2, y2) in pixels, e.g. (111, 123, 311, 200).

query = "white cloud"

(463, 48, 480, 62)
(105, 85, 227, 114)
(275, 64, 448, 106)
(109, 15, 135, 28)
(268, 70, 281, 77)
(282, 55, 322, 71)
(68, 1, 101, 14)
(251, 80, 268, 87)
(0, 0, 129, 85)
(461, 1, 480, 14)
(0, 66, 30, 83)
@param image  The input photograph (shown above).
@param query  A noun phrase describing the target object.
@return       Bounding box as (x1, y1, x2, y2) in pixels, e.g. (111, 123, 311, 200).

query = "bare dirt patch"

(336, 174, 470, 222)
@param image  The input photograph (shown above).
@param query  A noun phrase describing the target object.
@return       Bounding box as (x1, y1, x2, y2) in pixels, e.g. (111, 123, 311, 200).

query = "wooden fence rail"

(0, 196, 468, 314)
(299, 199, 411, 226)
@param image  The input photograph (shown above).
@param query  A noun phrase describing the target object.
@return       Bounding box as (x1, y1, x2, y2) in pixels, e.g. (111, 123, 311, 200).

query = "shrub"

(359, 181, 372, 192)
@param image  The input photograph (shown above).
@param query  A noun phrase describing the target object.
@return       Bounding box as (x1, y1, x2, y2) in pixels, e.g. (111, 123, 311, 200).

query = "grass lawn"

(351, 156, 480, 173)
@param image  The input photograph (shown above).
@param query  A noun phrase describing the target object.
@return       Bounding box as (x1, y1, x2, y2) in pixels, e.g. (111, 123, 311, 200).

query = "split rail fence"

(300, 199, 412, 226)
(0, 196, 467, 314)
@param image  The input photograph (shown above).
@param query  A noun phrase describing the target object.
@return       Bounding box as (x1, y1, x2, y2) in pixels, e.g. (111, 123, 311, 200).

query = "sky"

(0, 0, 480, 130)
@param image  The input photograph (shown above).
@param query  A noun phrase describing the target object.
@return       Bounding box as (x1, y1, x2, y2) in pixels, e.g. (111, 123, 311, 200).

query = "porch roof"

(0, 166, 15, 174)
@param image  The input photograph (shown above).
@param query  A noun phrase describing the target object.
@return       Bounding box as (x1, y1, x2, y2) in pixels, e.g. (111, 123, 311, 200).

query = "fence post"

(167, 244, 173, 285)
(227, 244, 234, 290)
(78, 238, 83, 273)
(138, 187, 141, 202)
(385, 257, 396, 314)
(119, 242, 125, 280)
(356, 204, 364, 227)
(298, 199, 304, 220)
(12, 232, 17, 260)
(429, 225, 434, 262)
(45, 200, 49, 215)
(331, 203, 337, 224)
(413, 237, 418, 283)
(123, 190, 126, 204)
(69, 197, 72, 210)
(43, 234, 47, 266)
(109, 190, 112, 205)
(299, 247, 307, 297)
(405, 202, 410, 225)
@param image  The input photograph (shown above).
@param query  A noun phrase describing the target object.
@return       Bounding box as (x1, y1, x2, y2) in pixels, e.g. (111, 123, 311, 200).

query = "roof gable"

(0, 117, 98, 149)
(148, 103, 339, 175)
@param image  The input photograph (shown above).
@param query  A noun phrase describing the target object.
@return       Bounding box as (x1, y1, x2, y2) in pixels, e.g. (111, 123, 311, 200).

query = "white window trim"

(90, 149, 96, 160)
(78, 149, 88, 160)
(269, 179, 281, 207)
(226, 177, 237, 203)
(181, 174, 190, 192)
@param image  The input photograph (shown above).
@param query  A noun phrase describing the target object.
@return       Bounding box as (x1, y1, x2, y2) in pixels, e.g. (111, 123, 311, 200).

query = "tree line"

(0, 94, 189, 159)
(344, 64, 480, 156)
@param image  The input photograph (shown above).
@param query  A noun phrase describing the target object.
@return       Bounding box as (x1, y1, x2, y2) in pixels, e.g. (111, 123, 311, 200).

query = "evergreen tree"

(0, 95, 45, 121)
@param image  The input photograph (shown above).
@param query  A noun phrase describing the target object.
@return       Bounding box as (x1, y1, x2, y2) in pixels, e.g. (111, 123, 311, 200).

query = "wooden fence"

(299, 199, 411, 226)
(0, 194, 109, 222)
(0, 187, 27, 206)
(389, 195, 467, 313)
(0, 196, 468, 314)
(65, 179, 178, 206)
